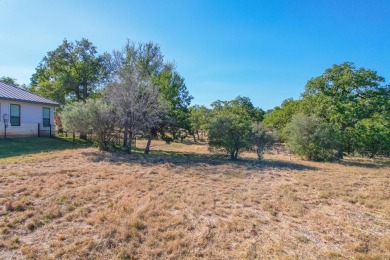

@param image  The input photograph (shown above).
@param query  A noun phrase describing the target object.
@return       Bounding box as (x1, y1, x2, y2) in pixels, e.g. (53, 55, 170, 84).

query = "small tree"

(284, 114, 339, 161)
(189, 105, 211, 142)
(61, 99, 117, 151)
(105, 69, 168, 154)
(208, 114, 252, 160)
(251, 123, 277, 160)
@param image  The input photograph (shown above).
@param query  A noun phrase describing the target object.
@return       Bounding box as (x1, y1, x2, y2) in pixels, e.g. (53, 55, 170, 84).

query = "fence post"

(38, 123, 40, 137)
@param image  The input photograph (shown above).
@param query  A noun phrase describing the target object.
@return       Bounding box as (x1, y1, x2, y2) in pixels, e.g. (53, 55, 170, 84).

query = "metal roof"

(0, 81, 60, 106)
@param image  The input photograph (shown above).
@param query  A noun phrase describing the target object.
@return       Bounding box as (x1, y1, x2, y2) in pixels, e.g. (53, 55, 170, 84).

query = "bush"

(61, 99, 117, 151)
(208, 114, 252, 160)
(251, 123, 277, 160)
(284, 114, 338, 161)
(354, 118, 390, 158)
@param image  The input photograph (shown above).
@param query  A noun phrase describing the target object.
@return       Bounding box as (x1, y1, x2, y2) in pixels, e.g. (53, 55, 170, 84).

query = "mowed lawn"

(0, 137, 89, 158)
(0, 140, 389, 259)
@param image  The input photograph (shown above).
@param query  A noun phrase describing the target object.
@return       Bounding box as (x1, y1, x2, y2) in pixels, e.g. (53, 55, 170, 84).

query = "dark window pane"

(43, 108, 50, 118)
(10, 116, 20, 126)
(43, 118, 50, 127)
(10, 104, 20, 126)
(43, 108, 50, 126)
(10, 104, 20, 117)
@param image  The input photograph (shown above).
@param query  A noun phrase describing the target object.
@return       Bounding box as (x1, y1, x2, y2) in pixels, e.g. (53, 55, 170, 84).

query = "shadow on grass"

(81, 148, 317, 172)
(0, 137, 91, 159)
(337, 159, 389, 169)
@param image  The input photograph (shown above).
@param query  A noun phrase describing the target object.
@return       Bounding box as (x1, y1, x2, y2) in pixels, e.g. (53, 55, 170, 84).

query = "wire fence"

(55, 129, 140, 147)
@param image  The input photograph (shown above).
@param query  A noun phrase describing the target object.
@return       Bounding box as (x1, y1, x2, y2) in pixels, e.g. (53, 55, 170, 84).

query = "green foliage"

(284, 114, 339, 161)
(208, 113, 252, 160)
(1, 76, 18, 86)
(354, 116, 390, 157)
(302, 62, 388, 158)
(0, 76, 28, 89)
(189, 105, 211, 141)
(251, 123, 277, 160)
(208, 96, 266, 160)
(263, 98, 302, 140)
(113, 41, 192, 142)
(153, 66, 193, 132)
(264, 63, 389, 160)
(211, 96, 264, 122)
(30, 38, 109, 104)
(61, 99, 117, 151)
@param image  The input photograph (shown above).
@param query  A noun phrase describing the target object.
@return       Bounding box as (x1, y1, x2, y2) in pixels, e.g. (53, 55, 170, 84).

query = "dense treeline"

(264, 62, 390, 160)
(3, 39, 388, 161)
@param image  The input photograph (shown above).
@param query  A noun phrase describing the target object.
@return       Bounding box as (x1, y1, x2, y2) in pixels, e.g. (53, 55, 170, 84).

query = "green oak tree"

(189, 105, 211, 142)
(30, 38, 110, 104)
(263, 98, 302, 141)
(0, 76, 27, 89)
(208, 96, 267, 160)
(284, 114, 339, 161)
(302, 62, 388, 158)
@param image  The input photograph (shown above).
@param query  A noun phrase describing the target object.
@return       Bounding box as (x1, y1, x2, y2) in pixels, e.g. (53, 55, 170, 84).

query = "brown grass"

(0, 140, 389, 259)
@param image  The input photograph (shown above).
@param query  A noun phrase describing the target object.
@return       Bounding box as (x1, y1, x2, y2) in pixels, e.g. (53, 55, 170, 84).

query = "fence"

(55, 130, 142, 148)
(38, 124, 53, 138)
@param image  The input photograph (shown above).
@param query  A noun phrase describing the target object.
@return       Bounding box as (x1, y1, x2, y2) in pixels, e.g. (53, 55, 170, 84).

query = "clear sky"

(1, 0, 389, 110)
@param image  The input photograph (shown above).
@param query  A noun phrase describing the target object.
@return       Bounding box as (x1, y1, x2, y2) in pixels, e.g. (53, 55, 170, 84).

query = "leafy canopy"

(30, 38, 110, 104)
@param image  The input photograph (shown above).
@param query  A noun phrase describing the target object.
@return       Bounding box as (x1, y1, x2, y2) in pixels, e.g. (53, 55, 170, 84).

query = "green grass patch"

(0, 136, 91, 158)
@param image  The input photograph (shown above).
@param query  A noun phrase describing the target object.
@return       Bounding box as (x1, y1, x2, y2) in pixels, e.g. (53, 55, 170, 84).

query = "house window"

(43, 107, 50, 127)
(10, 104, 21, 126)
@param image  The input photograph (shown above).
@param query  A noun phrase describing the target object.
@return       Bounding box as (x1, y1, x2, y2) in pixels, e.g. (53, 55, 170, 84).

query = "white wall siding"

(0, 100, 56, 137)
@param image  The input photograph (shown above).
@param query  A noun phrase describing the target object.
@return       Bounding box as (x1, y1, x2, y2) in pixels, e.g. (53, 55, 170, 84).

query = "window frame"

(43, 107, 50, 127)
(10, 104, 21, 126)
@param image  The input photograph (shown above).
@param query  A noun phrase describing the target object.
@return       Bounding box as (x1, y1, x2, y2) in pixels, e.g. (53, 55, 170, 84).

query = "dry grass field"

(0, 140, 390, 259)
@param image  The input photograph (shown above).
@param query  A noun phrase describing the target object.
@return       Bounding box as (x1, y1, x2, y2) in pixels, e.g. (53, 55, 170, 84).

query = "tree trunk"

(230, 150, 238, 160)
(336, 149, 344, 159)
(79, 133, 87, 140)
(78, 85, 88, 140)
(192, 133, 197, 143)
(127, 131, 133, 154)
(336, 124, 346, 159)
(82, 84, 88, 101)
(144, 135, 153, 154)
(196, 130, 200, 141)
(123, 126, 128, 147)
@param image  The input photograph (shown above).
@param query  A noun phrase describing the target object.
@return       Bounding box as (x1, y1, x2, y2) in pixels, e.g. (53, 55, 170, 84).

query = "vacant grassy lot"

(0, 140, 389, 259)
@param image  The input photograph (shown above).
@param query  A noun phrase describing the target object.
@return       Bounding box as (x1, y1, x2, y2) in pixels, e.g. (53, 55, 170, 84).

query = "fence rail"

(38, 124, 52, 138)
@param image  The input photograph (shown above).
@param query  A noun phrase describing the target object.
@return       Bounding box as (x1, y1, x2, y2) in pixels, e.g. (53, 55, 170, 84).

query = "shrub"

(61, 99, 117, 151)
(284, 114, 338, 161)
(354, 118, 390, 158)
(251, 122, 277, 160)
(208, 114, 252, 160)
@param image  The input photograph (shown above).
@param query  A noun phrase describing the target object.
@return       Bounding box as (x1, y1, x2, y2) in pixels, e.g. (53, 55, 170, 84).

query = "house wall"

(0, 100, 56, 137)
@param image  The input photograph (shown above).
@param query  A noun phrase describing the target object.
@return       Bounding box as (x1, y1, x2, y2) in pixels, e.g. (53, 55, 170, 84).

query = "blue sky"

(1, 0, 389, 110)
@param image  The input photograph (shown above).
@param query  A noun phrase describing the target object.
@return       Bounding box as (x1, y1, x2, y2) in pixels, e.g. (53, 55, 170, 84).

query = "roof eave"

(0, 97, 60, 107)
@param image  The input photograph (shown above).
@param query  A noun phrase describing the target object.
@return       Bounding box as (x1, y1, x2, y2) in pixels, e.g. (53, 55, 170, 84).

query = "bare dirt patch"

(0, 141, 389, 259)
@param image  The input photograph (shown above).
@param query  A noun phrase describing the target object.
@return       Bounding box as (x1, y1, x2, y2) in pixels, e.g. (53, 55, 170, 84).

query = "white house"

(0, 82, 60, 138)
